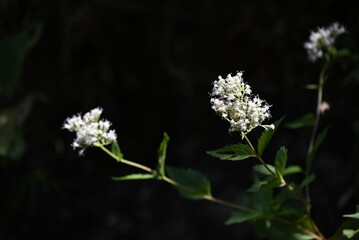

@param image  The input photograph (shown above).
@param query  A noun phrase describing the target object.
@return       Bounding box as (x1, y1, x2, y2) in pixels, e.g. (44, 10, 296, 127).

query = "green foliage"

(344, 206, 359, 220)
(286, 113, 315, 129)
(156, 132, 169, 178)
(344, 214, 359, 220)
(225, 211, 264, 225)
(283, 166, 303, 175)
(253, 164, 276, 175)
(112, 173, 154, 181)
(207, 144, 255, 161)
(300, 174, 316, 189)
(248, 176, 282, 192)
(166, 167, 211, 200)
(0, 23, 42, 94)
(334, 217, 359, 240)
(257, 117, 285, 157)
(0, 96, 34, 161)
(111, 141, 123, 160)
(306, 127, 329, 170)
(253, 164, 302, 176)
(304, 84, 319, 90)
(275, 147, 288, 185)
(342, 229, 359, 239)
(252, 219, 315, 240)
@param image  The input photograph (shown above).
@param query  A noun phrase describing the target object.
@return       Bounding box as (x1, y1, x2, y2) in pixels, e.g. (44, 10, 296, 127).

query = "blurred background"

(1, 0, 359, 239)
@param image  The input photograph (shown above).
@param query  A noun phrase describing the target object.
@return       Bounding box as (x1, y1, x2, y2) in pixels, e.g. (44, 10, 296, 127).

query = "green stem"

(96, 143, 153, 173)
(306, 60, 329, 205)
(244, 135, 277, 177)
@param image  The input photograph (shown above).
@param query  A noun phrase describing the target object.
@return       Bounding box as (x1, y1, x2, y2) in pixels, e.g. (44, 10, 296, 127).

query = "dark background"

(1, 0, 359, 239)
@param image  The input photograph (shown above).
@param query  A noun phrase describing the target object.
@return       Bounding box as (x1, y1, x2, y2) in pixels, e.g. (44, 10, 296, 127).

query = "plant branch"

(243, 135, 325, 238)
(97, 143, 324, 239)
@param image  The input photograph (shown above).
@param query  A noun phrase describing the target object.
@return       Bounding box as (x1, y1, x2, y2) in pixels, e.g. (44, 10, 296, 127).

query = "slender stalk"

(306, 61, 329, 204)
(244, 135, 277, 177)
(307, 61, 329, 156)
(96, 144, 153, 173)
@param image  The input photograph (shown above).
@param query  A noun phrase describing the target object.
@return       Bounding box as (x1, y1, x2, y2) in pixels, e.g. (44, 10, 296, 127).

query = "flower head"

(210, 72, 274, 137)
(63, 107, 117, 155)
(304, 22, 347, 62)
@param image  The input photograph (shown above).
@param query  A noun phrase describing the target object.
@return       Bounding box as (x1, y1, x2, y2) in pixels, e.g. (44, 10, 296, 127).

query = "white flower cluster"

(304, 22, 347, 62)
(63, 107, 117, 154)
(210, 72, 274, 136)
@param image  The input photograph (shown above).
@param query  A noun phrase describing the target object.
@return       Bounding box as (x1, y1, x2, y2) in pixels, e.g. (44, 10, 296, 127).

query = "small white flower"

(210, 72, 273, 137)
(63, 107, 117, 155)
(304, 22, 347, 62)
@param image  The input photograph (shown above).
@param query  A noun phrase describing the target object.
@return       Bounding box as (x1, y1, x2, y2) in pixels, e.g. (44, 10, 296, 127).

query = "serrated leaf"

(283, 165, 302, 175)
(307, 127, 329, 170)
(253, 164, 276, 175)
(344, 213, 359, 220)
(275, 147, 287, 176)
(112, 173, 154, 181)
(285, 113, 315, 129)
(166, 167, 211, 200)
(300, 174, 316, 189)
(225, 211, 263, 225)
(111, 141, 123, 160)
(257, 116, 285, 157)
(207, 144, 255, 161)
(157, 132, 169, 178)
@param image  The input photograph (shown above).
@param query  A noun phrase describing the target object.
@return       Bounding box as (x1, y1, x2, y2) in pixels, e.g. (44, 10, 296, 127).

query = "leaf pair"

(207, 117, 285, 162)
(112, 132, 169, 181)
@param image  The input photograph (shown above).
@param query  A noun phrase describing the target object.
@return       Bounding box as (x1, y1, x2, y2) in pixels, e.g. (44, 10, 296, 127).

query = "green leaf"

(283, 165, 302, 175)
(207, 144, 255, 161)
(285, 113, 315, 129)
(291, 233, 315, 240)
(304, 84, 319, 90)
(275, 186, 298, 203)
(253, 164, 276, 175)
(112, 173, 154, 181)
(300, 174, 316, 189)
(307, 127, 329, 170)
(275, 147, 287, 176)
(252, 189, 273, 213)
(0, 23, 42, 94)
(225, 211, 263, 225)
(156, 132, 169, 178)
(343, 229, 359, 239)
(277, 208, 300, 216)
(257, 116, 285, 157)
(344, 213, 359, 220)
(166, 167, 211, 200)
(248, 177, 282, 192)
(337, 48, 351, 58)
(111, 141, 123, 160)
